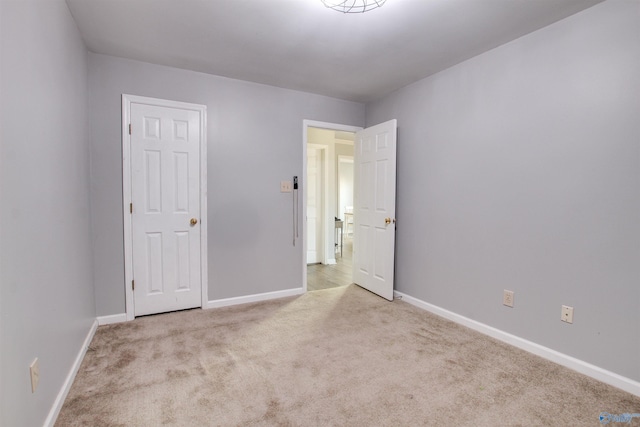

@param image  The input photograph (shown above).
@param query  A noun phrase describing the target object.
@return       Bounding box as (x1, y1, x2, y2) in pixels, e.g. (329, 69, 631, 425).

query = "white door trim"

(122, 94, 208, 321)
(302, 120, 362, 292)
(307, 144, 327, 265)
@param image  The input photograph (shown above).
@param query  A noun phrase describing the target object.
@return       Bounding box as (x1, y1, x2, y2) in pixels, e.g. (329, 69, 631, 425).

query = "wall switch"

(503, 290, 514, 308)
(561, 305, 574, 324)
(280, 181, 292, 193)
(29, 358, 39, 393)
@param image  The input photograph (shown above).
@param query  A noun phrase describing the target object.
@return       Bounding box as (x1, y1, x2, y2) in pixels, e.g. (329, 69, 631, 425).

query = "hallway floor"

(307, 238, 353, 291)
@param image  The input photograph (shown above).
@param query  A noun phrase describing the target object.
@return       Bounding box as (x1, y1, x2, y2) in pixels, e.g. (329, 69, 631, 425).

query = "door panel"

(353, 119, 397, 301)
(131, 102, 202, 316)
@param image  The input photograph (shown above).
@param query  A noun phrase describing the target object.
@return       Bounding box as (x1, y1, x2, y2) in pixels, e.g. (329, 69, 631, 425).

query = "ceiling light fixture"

(320, 0, 387, 13)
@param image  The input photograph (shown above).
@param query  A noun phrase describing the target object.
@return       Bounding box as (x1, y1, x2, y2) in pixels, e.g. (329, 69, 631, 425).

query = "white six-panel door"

(130, 102, 202, 316)
(352, 120, 397, 301)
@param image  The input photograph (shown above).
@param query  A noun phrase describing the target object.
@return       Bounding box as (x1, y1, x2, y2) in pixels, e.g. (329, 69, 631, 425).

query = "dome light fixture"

(321, 0, 387, 13)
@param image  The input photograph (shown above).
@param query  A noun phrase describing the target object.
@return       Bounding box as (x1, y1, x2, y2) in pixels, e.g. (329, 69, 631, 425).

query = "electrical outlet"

(561, 305, 574, 324)
(280, 180, 292, 193)
(29, 358, 39, 393)
(503, 290, 514, 308)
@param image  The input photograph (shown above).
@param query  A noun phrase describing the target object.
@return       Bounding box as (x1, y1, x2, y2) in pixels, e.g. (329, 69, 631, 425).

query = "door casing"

(122, 94, 208, 321)
(307, 144, 326, 265)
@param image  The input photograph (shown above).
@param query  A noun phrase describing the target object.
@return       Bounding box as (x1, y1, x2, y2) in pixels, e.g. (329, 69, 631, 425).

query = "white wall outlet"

(503, 290, 514, 307)
(29, 358, 39, 393)
(561, 305, 574, 324)
(280, 180, 292, 193)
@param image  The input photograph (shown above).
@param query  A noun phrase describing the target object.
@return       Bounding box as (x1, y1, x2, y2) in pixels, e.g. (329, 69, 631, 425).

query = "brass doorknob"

(385, 218, 391, 224)
(190, 218, 198, 226)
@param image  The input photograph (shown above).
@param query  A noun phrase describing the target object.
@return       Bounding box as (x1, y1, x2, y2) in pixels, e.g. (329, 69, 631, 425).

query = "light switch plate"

(280, 181, 292, 193)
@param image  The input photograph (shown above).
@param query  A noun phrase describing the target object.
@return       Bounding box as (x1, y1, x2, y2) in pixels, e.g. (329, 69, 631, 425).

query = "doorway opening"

(302, 121, 361, 292)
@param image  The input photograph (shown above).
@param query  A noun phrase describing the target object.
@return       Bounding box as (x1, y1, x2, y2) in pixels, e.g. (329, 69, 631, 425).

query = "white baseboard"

(44, 319, 98, 427)
(394, 291, 640, 397)
(204, 287, 304, 309)
(97, 313, 127, 325)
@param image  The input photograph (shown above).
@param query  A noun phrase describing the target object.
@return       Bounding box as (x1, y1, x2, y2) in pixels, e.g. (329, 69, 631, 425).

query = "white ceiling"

(65, 0, 603, 103)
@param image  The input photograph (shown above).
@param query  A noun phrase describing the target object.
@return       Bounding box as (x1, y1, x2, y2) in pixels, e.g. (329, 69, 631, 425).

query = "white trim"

(394, 290, 640, 397)
(204, 288, 304, 309)
(44, 320, 98, 427)
(326, 258, 337, 265)
(302, 120, 362, 293)
(122, 96, 133, 320)
(97, 313, 127, 326)
(307, 144, 328, 266)
(122, 94, 208, 321)
(199, 103, 209, 309)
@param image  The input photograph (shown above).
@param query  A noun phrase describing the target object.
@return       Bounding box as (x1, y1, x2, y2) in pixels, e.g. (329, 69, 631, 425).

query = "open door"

(352, 119, 397, 301)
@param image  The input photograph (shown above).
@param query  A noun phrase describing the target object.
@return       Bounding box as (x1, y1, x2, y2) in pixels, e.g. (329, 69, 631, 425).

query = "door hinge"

(132, 280, 135, 291)
(130, 203, 133, 213)
(128, 123, 132, 135)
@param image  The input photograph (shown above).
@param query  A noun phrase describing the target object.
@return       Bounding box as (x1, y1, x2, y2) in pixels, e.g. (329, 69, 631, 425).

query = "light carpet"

(56, 285, 640, 426)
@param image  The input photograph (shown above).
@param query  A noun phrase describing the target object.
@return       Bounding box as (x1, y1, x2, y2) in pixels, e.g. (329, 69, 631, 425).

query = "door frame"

(122, 94, 208, 321)
(302, 120, 362, 292)
(306, 143, 327, 265)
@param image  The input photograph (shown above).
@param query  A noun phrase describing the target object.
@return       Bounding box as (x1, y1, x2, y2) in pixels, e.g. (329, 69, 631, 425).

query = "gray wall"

(366, 0, 639, 381)
(0, 1, 96, 425)
(89, 54, 365, 316)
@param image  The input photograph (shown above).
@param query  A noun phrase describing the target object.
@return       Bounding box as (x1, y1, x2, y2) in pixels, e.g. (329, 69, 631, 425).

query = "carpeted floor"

(56, 285, 640, 426)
